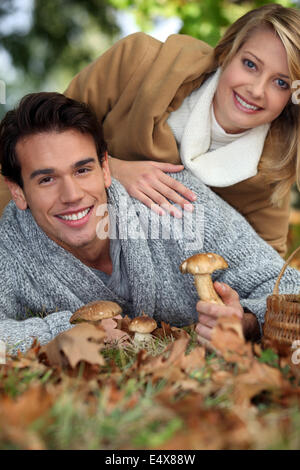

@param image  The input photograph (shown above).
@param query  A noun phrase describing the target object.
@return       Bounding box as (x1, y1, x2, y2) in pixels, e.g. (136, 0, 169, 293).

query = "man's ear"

(4, 178, 28, 210)
(102, 151, 112, 189)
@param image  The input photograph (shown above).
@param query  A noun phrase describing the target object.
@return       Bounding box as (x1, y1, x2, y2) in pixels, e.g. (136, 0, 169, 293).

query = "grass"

(0, 325, 299, 450)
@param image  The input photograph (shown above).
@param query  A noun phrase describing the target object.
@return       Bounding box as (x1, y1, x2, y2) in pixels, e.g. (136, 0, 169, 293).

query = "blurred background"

(1, 0, 300, 260)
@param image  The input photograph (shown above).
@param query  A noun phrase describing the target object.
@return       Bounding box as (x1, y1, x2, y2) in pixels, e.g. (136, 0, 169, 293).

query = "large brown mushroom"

(70, 300, 122, 324)
(180, 253, 228, 304)
(128, 316, 157, 345)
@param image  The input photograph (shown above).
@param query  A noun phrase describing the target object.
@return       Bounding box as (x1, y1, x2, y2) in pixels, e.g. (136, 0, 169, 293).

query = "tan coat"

(0, 32, 291, 255)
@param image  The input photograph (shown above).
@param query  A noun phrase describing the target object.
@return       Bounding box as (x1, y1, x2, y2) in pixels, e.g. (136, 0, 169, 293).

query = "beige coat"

(0, 32, 291, 255)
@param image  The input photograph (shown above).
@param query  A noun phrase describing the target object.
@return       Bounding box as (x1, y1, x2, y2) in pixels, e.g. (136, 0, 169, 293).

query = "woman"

(1, 4, 299, 256)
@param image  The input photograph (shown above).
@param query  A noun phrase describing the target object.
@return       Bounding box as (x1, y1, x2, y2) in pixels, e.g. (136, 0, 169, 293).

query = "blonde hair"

(213, 3, 300, 205)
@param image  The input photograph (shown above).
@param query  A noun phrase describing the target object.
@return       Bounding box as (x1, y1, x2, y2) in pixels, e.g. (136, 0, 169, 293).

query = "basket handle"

(273, 245, 300, 295)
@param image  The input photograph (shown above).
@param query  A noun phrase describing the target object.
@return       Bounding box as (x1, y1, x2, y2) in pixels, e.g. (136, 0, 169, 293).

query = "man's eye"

(77, 167, 91, 175)
(39, 176, 53, 184)
(243, 59, 256, 70)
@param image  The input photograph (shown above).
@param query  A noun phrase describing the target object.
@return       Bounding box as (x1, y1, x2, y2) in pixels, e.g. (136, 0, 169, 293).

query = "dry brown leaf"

(0, 425, 46, 450)
(179, 345, 206, 373)
(211, 370, 233, 386)
(140, 337, 189, 373)
(100, 317, 130, 345)
(153, 321, 191, 341)
(0, 384, 54, 428)
(117, 315, 134, 336)
(233, 361, 286, 407)
(39, 323, 106, 368)
(211, 315, 253, 369)
(133, 337, 206, 388)
(156, 392, 251, 450)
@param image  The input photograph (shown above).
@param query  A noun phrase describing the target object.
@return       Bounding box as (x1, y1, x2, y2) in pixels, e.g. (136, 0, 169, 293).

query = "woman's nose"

(247, 76, 266, 99)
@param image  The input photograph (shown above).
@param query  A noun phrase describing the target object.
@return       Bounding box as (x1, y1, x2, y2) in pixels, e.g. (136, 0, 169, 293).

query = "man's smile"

(55, 205, 94, 226)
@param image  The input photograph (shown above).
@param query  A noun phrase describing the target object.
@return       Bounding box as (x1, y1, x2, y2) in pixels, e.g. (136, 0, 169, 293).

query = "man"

(0, 92, 298, 354)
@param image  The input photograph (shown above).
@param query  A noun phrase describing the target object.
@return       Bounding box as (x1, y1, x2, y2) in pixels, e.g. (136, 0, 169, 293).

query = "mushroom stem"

(194, 274, 224, 305)
(133, 332, 153, 344)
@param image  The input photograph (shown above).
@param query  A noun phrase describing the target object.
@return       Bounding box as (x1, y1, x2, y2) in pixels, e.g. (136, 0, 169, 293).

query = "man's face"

(9, 130, 111, 256)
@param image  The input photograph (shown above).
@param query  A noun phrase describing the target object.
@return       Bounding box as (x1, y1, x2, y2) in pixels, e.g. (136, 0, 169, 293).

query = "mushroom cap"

(128, 316, 157, 334)
(70, 300, 122, 324)
(180, 252, 228, 275)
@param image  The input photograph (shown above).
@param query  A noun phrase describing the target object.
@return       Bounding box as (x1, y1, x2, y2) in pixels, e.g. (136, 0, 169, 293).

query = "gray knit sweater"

(0, 170, 299, 354)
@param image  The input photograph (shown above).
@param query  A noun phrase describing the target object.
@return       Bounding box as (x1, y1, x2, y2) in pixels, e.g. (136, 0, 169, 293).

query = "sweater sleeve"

(176, 171, 300, 333)
(0, 261, 73, 355)
(240, 190, 290, 258)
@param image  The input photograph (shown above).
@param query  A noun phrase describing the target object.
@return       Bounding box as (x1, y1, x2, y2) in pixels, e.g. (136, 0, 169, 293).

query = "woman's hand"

(195, 282, 260, 345)
(108, 157, 197, 217)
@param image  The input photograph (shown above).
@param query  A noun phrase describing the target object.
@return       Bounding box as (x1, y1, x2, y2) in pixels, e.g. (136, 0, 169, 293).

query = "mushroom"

(180, 253, 228, 304)
(128, 316, 157, 345)
(70, 300, 122, 324)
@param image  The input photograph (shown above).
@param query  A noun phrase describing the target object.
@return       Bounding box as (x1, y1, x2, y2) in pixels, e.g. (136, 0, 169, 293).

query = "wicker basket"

(262, 246, 300, 355)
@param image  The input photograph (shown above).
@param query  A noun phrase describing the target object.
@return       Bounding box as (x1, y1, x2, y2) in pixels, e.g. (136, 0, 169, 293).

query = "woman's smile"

(233, 91, 263, 113)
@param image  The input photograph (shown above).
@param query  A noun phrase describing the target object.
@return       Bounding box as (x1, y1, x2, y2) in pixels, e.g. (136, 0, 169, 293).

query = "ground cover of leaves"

(0, 315, 299, 450)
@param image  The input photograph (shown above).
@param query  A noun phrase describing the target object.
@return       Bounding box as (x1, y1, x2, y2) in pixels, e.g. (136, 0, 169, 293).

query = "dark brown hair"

(0, 92, 107, 187)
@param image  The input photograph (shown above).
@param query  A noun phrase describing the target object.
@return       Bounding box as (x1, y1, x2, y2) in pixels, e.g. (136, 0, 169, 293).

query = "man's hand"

(196, 282, 261, 344)
(108, 157, 197, 217)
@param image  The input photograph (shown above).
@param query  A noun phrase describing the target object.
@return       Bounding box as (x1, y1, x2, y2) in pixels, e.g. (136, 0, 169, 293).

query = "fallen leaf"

(233, 361, 285, 407)
(100, 317, 130, 345)
(132, 337, 206, 388)
(0, 384, 54, 427)
(156, 392, 251, 450)
(211, 315, 253, 369)
(153, 321, 190, 341)
(39, 323, 106, 368)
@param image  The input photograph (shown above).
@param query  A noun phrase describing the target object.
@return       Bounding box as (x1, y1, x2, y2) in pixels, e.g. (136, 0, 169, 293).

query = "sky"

(116, 11, 182, 41)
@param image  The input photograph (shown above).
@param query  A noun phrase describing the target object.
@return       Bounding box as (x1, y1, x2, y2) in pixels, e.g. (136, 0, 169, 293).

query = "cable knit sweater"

(0, 170, 299, 354)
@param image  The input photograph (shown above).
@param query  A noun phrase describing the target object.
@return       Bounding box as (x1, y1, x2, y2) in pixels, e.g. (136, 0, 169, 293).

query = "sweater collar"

(180, 68, 270, 187)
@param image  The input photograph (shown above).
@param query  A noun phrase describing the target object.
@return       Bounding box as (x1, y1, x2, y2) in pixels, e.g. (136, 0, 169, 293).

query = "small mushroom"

(70, 300, 122, 324)
(180, 253, 228, 304)
(128, 316, 157, 345)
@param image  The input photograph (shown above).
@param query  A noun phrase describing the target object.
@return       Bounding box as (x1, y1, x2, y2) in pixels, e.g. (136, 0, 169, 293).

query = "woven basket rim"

(273, 246, 300, 294)
(263, 248, 300, 348)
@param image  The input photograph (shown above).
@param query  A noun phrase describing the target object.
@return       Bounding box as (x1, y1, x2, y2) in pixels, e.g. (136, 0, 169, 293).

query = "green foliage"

(0, 0, 121, 118)
(0, 366, 53, 399)
(109, 0, 297, 46)
(0, 0, 119, 86)
(258, 348, 279, 368)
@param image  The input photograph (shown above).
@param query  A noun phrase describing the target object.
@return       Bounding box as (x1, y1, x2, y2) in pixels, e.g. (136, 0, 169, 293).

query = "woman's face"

(213, 27, 292, 134)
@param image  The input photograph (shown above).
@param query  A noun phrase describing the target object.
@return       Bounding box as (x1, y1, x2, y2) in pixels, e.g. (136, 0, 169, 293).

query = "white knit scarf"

(169, 68, 270, 187)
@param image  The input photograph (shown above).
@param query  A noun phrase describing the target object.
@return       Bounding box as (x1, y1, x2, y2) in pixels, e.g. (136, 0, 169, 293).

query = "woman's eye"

(276, 78, 289, 90)
(243, 59, 256, 70)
